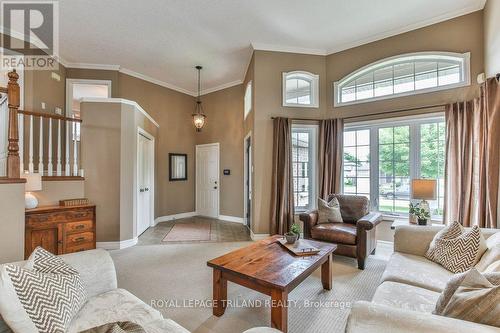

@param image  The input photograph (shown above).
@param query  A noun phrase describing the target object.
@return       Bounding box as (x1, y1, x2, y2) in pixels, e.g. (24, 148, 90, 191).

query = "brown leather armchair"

(299, 194, 382, 270)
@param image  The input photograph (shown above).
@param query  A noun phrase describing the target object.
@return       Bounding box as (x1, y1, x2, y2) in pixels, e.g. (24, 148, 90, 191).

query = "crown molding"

(200, 80, 243, 95)
(64, 62, 121, 71)
(325, 3, 486, 55)
(251, 42, 327, 56)
(118, 67, 197, 96)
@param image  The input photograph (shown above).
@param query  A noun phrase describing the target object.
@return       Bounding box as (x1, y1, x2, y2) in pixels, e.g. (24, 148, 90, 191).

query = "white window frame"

(291, 123, 318, 212)
(334, 52, 471, 107)
(343, 113, 445, 221)
(244, 81, 252, 119)
(283, 71, 319, 108)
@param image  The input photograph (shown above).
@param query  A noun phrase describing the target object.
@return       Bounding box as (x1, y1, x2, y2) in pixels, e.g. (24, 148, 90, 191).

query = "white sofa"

(0, 249, 189, 333)
(345, 225, 500, 333)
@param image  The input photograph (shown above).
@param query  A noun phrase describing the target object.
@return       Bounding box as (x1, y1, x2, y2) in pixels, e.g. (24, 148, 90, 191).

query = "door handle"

(145, 188, 149, 192)
(140, 189, 145, 193)
(214, 186, 218, 189)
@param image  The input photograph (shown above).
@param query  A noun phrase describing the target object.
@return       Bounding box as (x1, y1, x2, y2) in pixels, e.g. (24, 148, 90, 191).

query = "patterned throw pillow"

(317, 197, 343, 224)
(425, 221, 463, 261)
(432, 226, 487, 273)
(434, 268, 500, 327)
(0, 247, 88, 333)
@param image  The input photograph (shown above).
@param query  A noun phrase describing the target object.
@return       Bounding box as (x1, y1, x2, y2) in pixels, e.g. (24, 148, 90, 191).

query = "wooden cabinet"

(25, 204, 96, 259)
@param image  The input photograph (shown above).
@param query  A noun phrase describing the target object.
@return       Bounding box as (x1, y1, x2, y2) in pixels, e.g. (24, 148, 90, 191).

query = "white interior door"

(196, 143, 220, 218)
(137, 133, 153, 235)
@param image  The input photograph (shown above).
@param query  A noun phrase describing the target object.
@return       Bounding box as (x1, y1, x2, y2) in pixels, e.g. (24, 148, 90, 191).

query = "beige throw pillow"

(434, 268, 500, 327)
(425, 221, 463, 261)
(317, 197, 343, 224)
(435, 226, 486, 273)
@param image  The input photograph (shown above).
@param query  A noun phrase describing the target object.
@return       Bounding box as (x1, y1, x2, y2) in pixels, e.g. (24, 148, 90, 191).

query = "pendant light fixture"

(192, 65, 206, 132)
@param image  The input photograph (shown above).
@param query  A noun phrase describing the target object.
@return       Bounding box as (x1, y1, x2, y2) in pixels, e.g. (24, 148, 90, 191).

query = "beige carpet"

(111, 242, 387, 333)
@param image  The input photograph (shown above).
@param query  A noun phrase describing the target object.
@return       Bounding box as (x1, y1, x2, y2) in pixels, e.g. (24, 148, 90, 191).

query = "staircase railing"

(0, 70, 83, 182)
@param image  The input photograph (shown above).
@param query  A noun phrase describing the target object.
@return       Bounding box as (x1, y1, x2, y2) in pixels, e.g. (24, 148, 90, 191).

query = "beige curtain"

(319, 118, 344, 199)
(444, 77, 500, 228)
(270, 117, 294, 235)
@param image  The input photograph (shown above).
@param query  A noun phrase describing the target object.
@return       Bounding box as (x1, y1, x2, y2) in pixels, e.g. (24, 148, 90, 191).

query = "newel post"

(7, 69, 20, 179)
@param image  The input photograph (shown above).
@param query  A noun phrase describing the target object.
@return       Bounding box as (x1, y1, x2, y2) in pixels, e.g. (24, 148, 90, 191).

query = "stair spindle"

(57, 119, 62, 176)
(18, 113, 24, 173)
(73, 122, 78, 176)
(47, 118, 53, 176)
(65, 120, 70, 176)
(28, 115, 34, 173)
(38, 117, 44, 175)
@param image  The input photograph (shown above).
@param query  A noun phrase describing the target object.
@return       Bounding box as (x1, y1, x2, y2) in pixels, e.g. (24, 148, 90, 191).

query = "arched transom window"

(334, 52, 470, 106)
(283, 71, 319, 108)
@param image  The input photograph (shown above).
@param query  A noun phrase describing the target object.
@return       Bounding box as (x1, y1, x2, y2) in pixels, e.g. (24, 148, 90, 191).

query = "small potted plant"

(409, 202, 417, 224)
(285, 223, 301, 244)
(414, 207, 431, 226)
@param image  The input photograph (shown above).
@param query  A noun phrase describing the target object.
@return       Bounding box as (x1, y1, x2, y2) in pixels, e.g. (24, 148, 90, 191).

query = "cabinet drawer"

(66, 232, 94, 246)
(65, 242, 95, 254)
(66, 220, 93, 233)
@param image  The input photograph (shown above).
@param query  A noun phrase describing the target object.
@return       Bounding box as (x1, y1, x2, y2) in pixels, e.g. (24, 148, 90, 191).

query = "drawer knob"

(75, 237, 85, 242)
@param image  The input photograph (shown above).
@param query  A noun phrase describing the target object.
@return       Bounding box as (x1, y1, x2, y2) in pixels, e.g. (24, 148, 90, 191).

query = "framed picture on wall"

(169, 153, 187, 181)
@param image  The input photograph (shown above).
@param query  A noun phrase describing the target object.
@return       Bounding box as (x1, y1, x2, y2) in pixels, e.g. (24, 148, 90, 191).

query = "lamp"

(411, 179, 436, 224)
(22, 172, 42, 209)
(192, 65, 206, 132)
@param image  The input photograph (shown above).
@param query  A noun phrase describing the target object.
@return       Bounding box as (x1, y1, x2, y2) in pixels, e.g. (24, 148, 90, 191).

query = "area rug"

(111, 241, 388, 333)
(162, 221, 211, 242)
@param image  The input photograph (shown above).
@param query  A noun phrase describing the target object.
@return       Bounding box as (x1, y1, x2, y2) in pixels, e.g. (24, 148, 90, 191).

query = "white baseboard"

(154, 211, 197, 225)
(250, 230, 270, 241)
(218, 215, 245, 224)
(97, 237, 138, 250)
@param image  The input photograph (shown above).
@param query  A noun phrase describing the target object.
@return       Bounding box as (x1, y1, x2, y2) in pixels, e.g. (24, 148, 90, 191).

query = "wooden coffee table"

(207, 235, 336, 332)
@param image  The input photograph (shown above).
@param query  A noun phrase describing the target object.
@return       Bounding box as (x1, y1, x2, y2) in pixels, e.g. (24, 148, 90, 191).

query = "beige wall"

(195, 84, 245, 218)
(327, 11, 484, 118)
(250, 11, 485, 235)
(0, 183, 25, 263)
(484, 0, 500, 77)
(118, 73, 196, 217)
(24, 65, 66, 114)
(81, 102, 121, 242)
(36, 180, 85, 206)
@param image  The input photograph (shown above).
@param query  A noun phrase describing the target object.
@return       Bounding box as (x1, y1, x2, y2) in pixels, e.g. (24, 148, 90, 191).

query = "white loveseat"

(0, 249, 189, 333)
(345, 225, 500, 333)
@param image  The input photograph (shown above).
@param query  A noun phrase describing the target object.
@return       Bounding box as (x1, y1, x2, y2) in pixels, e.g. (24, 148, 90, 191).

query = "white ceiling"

(59, 0, 486, 96)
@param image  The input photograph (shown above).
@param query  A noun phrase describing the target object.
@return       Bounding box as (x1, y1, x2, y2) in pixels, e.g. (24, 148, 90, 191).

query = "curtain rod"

(270, 103, 447, 122)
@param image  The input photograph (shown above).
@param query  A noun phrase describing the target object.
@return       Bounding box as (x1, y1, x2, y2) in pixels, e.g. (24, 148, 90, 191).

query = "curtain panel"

(270, 117, 294, 235)
(319, 118, 344, 199)
(444, 77, 500, 228)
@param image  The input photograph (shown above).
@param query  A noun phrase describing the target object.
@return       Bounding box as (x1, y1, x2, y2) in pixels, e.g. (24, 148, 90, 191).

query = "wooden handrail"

(0, 87, 7, 94)
(18, 110, 82, 123)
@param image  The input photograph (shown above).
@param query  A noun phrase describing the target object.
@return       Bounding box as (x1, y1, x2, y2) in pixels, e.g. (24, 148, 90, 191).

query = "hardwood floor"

(138, 216, 251, 245)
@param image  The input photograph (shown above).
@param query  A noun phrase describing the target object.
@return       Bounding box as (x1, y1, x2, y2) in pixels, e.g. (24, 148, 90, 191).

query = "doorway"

(66, 79, 112, 118)
(196, 143, 220, 218)
(244, 133, 252, 228)
(137, 129, 154, 236)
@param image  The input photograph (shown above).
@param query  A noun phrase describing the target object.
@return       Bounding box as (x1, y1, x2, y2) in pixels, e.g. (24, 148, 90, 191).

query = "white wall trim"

(252, 42, 327, 56)
(250, 230, 270, 241)
(64, 62, 121, 71)
(119, 67, 196, 96)
(154, 211, 197, 225)
(79, 97, 160, 127)
(200, 80, 243, 96)
(218, 215, 244, 224)
(96, 237, 138, 250)
(377, 240, 394, 246)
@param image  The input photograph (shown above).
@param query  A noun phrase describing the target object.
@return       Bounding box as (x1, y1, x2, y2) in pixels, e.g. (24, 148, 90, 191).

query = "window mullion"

(370, 128, 379, 211)
(411, 123, 420, 182)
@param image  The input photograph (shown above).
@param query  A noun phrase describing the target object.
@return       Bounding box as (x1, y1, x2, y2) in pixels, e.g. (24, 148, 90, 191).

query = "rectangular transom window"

(342, 115, 445, 220)
(292, 124, 318, 212)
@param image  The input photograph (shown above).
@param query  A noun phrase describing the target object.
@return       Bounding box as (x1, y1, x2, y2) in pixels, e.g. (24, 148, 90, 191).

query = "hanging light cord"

(196, 65, 202, 105)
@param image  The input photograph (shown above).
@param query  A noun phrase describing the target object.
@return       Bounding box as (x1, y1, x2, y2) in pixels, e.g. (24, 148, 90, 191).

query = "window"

(292, 124, 318, 211)
(334, 52, 470, 106)
(283, 71, 319, 108)
(244, 81, 252, 119)
(342, 115, 445, 220)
